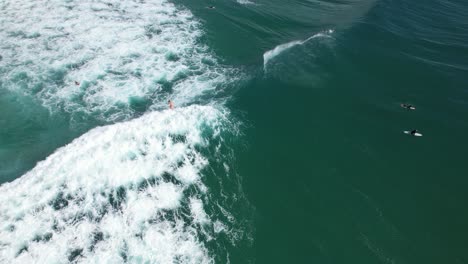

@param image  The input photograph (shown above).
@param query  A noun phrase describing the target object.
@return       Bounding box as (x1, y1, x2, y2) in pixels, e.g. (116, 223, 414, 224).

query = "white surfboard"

(400, 104, 416, 110)
(404, 131, 422, 136)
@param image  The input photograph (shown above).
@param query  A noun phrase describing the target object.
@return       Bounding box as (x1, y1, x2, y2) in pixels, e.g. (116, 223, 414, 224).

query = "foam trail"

(263, 29, 334, 71)
(0, 105, 240, 263)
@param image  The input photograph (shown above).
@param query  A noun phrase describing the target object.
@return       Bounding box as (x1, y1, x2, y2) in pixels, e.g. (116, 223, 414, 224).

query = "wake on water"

(263, 29, 334, 71)
(0, 0, 250, 263)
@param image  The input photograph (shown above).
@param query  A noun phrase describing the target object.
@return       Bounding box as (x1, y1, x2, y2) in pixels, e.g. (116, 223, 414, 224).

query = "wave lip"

(263, 29, 334, 71)
(0, 105, 241, 263)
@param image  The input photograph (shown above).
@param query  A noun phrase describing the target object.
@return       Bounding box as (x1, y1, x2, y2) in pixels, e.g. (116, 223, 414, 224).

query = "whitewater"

(0, 0, 249, 262)
(0, 0, 233, 122)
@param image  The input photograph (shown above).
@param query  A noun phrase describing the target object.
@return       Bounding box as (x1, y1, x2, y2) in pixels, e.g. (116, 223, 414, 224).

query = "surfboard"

(400, 104, 416, 110)
(404, 131, 422, 136)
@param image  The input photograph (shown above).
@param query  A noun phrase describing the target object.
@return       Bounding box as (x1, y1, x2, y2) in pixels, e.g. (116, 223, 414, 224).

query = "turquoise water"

(1, 0, 468, 262)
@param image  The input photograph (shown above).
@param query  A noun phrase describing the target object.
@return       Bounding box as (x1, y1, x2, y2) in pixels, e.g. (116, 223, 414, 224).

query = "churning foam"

(0, 105, 241, 263)
(0, 0, 230, 121)
(263, 29, 334, 71)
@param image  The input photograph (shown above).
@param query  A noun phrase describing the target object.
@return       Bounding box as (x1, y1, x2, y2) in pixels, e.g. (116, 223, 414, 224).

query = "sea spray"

(263, 29, 334, 71)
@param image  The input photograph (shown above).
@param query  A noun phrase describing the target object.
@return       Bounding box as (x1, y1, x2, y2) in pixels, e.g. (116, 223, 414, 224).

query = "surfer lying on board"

(168, 100, 174, 109)
(401, 103, 415, 110)
(404, 129, 422, 136)
(410, 129, 423, 136)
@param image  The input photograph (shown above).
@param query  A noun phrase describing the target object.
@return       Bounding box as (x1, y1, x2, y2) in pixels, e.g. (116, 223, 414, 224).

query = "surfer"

(168, 100, 174, 109)
(404, 129, 422, 136)
(400, 103, 415, 110)
(75, 81, 80, 86)
(207, 6, 215, 9)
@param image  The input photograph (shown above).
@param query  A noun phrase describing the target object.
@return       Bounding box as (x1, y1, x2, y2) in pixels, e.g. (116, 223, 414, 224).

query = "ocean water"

(1, 0, 467, 263)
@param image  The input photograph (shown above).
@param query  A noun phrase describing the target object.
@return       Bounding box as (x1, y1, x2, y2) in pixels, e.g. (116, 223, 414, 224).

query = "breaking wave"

(0, 105, 247, 263)
(0, 0, 232, 122)
(0, 0, 252, 262)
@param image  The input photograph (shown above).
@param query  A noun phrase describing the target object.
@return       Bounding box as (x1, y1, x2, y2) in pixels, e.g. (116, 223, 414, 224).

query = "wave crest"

(263, 29, 334, 71)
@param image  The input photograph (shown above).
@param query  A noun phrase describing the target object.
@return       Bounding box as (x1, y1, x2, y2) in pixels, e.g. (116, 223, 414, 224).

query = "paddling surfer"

(409, 129, 423, 136)
(401, 103, 415, 110)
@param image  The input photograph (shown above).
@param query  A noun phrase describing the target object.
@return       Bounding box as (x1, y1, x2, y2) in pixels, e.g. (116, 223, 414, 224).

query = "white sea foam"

(0, 105, 238, 263)
(0, 0, 252, 261)
(190, 198, 210, 225)
(263, 29, 334, 71)
(0, 0, 230, 121)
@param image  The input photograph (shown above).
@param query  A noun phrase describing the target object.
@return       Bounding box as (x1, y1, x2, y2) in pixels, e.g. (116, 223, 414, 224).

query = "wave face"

(0, 105, 246, 263)
(0, 0, 230, 122)
(263, 30, 333, 71)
